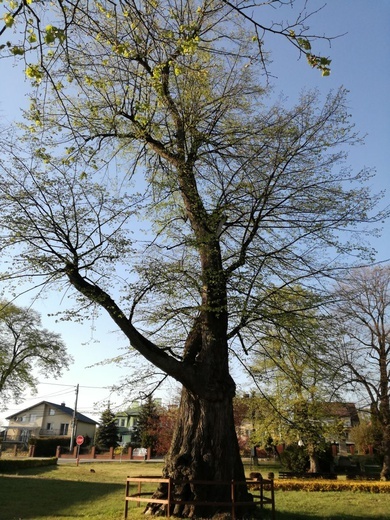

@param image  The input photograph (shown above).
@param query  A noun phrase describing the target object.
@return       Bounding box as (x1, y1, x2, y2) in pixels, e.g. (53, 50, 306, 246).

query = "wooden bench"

(124, 475, 275, 520)
(278, 471, 296, 479)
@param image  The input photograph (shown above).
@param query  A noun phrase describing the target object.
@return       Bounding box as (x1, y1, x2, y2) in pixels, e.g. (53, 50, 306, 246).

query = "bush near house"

(29, 437, 71, 457)
(280, 445, 309, 473)
(280, 443, 334, 474)
(334, 454, 382, 476)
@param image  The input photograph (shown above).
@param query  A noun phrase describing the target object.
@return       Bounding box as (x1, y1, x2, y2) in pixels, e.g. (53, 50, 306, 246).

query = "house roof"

(115, 406, 141, 417)
(6, 401, 98, 425)
(323, 402, 360, 423)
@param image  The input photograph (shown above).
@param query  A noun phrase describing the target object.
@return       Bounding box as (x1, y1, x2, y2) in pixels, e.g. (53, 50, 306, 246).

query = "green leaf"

(3, 13, 14, 28)
(11, 46, 25, 55)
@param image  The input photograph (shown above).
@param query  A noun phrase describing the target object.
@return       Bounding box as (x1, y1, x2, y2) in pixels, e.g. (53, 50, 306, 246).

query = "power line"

(36, 381, 112, 390)
(35, 381, 75, 387)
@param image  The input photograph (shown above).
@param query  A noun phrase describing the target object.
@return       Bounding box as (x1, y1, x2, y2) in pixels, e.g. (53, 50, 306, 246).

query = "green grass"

(0, 461, 160, 520)
(273, 491, 390, 519)
(1, 460, 390, 519)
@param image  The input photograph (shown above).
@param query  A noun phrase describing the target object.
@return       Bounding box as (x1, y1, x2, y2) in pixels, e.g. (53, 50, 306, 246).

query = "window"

(47, 423, 53, 431)
(49, 408, 55, 416)
(30, 414, 37, 422)
(21, 415, 28, 423)
(60, 423, 69, 435)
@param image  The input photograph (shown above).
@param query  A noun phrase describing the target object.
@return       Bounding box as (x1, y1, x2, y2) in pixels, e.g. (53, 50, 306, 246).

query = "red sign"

(76, 435, 84, 446)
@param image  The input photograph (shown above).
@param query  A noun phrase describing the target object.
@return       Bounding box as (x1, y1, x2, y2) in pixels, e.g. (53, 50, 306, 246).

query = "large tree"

(331, 266, 390, 480)
(0, 0, 387, 516)
(0, 301, 70, 410)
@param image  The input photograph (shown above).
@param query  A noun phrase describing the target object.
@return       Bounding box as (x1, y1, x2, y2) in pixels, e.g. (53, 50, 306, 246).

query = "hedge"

(274, 479, 390, 493)
(29, 436, 70, 457)
(0, 457, 57, 473)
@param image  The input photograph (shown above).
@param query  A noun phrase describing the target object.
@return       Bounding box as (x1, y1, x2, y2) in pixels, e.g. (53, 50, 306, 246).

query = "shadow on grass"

(0, 475, 123, 519)
(10, 464, 61, 476)
(2, 474, 389, 520)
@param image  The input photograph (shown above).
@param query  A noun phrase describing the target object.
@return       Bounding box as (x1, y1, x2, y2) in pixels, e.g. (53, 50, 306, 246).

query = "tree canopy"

(249, 287, 342, 472)
(0, 301, 70, 410)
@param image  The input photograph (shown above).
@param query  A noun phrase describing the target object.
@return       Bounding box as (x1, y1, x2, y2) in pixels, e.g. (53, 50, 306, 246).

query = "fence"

(55, 446, 152, 460)
(124, 475, 275, 519)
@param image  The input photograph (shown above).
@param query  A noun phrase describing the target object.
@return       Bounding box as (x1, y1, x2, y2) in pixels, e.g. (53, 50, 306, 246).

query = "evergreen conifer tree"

(95, 408, 119, 449)
(137, 397, 161, 453)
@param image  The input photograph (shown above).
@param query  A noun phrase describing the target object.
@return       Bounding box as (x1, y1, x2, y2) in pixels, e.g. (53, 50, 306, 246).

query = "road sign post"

(76, 435, 84, 466)
(76, 435, 84, 446)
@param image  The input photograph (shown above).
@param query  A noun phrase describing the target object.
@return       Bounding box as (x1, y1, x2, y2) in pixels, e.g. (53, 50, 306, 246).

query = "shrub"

(0, 457, 57, 472)
(334, 454, 382, 475)
(274, 479, 390, 493)
(29, 437, 70, 457)
(280, 444, 309, 473)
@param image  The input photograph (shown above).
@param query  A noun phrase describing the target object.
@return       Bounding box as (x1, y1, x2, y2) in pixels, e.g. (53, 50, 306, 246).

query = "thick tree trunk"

(146, 386, 253, 518)
(380, 424, 390, 481)
(307, 445, 320, 474)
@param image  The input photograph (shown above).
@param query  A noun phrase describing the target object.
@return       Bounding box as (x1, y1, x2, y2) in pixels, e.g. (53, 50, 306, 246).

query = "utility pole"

(69, 384, 79, 452)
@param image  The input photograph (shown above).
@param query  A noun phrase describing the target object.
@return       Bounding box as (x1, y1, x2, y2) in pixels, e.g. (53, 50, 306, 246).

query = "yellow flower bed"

(274, 479, 390, 493)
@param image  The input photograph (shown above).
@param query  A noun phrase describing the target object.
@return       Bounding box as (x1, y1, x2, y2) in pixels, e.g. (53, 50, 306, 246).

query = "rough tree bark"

(147, 386, 251, 517)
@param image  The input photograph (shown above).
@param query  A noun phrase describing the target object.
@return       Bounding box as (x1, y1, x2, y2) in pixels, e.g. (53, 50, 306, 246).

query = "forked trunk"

(146, 386, 253, 518)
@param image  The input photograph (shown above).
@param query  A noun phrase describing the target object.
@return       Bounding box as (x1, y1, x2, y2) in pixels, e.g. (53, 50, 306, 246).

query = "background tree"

(155, 405, 179, 457)
(136, 397, 161, 454)
(331, 265, 390, 480)
(233, 392, 285, 459)
(233, 394, 253, 455)
(0, 300, 70, 410)
(95, 408, 119, 449)
(250, 287, 342, 472)
(0, 1, 387, 516)
(349, 420, 378, 455)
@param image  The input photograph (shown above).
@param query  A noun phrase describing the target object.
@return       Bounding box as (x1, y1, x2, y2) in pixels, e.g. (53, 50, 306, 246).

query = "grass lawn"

(1, 460, 390, 519)
(273, 491, 390, 519)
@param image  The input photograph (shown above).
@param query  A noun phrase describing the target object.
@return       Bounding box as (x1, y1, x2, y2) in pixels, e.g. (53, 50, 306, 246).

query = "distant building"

(115, 405, 141, 444)
(236, 400, 360, 456)
(322, 402, 360, 454)
(3, 401, 98, 448)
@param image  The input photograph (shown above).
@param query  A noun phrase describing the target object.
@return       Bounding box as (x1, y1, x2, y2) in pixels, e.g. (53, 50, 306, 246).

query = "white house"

(3, 401, 98, 448)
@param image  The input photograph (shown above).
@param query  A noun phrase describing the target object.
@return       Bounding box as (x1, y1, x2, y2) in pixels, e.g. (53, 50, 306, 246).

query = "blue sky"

(0, 1, 389, 425)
